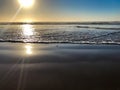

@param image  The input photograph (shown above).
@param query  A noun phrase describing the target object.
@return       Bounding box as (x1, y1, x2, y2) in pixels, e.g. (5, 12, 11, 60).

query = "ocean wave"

(0, 39, 120, 45)
(76, 26, 120, 30)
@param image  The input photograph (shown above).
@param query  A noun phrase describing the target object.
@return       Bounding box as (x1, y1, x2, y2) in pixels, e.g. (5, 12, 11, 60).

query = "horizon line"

(0, 21, 120, 25)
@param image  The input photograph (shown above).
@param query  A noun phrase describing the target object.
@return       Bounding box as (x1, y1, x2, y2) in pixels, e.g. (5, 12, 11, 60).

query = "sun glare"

(18, 0, 35, 8)
(22, 24, 34, 36)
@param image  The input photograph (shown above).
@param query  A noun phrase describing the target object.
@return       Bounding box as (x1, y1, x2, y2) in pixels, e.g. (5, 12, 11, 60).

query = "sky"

(0, 0, 120, 22)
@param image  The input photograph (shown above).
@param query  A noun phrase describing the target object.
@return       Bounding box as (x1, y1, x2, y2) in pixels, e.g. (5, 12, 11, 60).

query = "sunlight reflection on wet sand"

(25, 45, 33, 55)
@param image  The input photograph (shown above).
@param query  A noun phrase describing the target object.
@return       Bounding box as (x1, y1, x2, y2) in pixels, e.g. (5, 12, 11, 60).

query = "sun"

(18, 0, 35, 8)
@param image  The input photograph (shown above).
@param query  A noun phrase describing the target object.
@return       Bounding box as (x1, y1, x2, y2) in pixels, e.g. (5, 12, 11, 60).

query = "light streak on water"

(0, 6, 23, 36)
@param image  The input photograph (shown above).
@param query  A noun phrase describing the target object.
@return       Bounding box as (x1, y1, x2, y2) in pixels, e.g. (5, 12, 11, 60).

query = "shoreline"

(0, 41, 120, 45)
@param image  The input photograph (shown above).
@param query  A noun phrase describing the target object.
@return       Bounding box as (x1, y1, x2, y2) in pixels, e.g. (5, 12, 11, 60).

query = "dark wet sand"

(0, 43, 120, 90)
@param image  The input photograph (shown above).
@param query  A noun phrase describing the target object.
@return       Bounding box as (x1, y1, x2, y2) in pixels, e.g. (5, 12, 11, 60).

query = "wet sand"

(0, 43, 120, 90)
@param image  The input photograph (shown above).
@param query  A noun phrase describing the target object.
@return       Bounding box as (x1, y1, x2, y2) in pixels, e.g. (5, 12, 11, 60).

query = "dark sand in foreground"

(0, 43, 120, 90)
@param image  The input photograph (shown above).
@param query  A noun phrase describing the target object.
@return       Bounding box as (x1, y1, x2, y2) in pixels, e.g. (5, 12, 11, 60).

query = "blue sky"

(0, 0, 120, 22)
(48, 0, 120, 14)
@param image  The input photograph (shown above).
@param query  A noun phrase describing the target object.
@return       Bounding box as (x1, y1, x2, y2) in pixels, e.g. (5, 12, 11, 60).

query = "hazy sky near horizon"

(0, 0, 120, 22)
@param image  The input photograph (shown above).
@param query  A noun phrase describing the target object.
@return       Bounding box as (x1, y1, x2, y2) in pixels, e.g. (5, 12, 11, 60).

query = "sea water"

(0, 24, 120, 44)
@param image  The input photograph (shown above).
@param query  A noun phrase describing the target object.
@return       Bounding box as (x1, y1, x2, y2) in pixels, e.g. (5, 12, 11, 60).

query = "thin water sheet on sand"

(0, 43, 120, 90)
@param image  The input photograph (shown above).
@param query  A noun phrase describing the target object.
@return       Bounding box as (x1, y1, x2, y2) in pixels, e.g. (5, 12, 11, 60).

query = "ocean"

(0, 23, 120, 90)
(0, 23, 120, 44)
